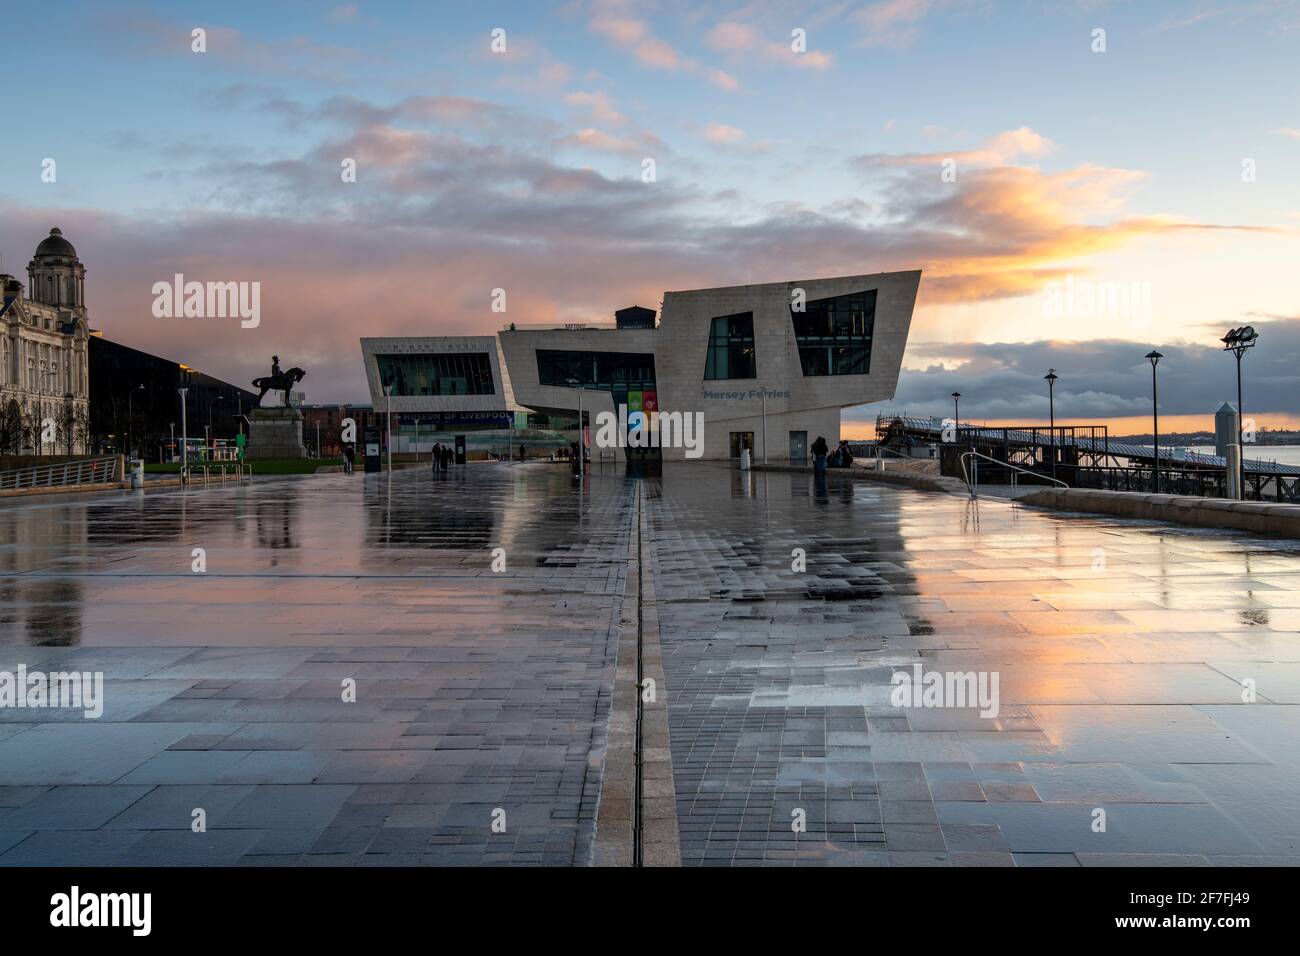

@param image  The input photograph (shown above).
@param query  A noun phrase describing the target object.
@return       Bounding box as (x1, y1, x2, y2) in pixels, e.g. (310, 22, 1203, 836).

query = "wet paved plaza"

(3, 464, 1300, 865)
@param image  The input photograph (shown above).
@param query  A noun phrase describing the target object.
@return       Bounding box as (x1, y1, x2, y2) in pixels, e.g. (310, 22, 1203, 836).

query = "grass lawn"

(145, 458, 342, 475)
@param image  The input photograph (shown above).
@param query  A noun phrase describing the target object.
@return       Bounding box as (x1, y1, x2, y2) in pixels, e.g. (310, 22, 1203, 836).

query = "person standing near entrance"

(519, 444, 526, 463)
(343, 444, 355, 474)
(812, 435, 829, 476)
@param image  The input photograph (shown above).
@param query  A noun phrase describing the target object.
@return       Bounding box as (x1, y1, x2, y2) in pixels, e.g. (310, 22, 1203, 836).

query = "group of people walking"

(338, 443, 455, 473)
(812, 437, 855, 476)
(430, 443, 454, 471)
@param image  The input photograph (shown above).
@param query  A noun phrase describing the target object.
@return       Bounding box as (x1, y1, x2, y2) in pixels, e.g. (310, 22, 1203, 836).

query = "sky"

(2, 0, 1298, 436)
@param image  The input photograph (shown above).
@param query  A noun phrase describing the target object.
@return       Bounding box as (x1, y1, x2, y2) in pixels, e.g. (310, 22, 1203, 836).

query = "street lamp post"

(565, 378, 589, 470)
(383, 384, 393, 474)
(127, 384, 145, 459)
(177, 388, 190, 484)
(1044, 370, 1058, 481)
(208, 397, 222, 460)
(1221, 326, 1258, 500)
(1145, 351, 1163, 493)
(951, 391, 961, 440)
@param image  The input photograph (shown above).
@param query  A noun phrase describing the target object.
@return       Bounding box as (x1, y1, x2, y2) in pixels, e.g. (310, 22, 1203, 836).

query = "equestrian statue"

(252, 355, 306, 407)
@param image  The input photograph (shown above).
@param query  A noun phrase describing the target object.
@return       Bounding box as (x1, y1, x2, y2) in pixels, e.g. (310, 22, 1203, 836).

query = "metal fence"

(1075, 465, 1300, 503)
(0, 456, 121, 490)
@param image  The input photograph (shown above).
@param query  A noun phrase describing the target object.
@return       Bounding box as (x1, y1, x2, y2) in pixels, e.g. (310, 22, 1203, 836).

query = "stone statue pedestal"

(247, 406, 307, 460)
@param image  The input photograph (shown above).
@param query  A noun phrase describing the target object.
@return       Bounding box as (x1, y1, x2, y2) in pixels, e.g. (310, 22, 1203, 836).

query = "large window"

(704, 312, 756, 380)
(536, 349, 656, 389)
(790, 289, 876, 376)
(375, 352, 495, 396)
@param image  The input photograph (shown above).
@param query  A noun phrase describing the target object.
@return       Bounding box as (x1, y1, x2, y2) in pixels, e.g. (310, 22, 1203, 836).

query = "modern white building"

(359, 271, 920, 461)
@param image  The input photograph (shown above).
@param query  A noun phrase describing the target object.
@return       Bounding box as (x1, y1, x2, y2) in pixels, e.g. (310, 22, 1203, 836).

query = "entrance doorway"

(728, 431, 754, 459)
(789, 430, 807, 464)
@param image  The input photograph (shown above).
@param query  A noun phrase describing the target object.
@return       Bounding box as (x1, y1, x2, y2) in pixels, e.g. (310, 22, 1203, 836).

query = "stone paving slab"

(0, 466, 631, 865)
(645, 465, 1300, 866)
(5, 461, 1300, 866)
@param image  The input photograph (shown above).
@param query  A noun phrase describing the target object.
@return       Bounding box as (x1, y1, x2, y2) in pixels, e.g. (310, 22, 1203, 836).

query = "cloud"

(93, 12, 368, 82)
(556, 127, 665, 155)
(855, 0, 935, 47)
(878, 319, 1300, 422)
(706, 21, 835, 70)
(565, 90, 627, 125)
(584, 1, 743, 91)
(1, 102, 1280, 405)
(857, 127, 1055, 169)
(702, 121, 746, 145)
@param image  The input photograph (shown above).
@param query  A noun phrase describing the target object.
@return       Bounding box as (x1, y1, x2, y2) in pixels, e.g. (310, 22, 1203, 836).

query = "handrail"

(194, 462, 253, 487)
(0, 456, 121, 490)
(855, 443, 916, 461)
(959, 450, 1069, 500)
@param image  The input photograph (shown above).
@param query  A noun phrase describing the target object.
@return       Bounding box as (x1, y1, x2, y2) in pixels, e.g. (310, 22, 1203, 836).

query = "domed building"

(0, 227, 91, 454)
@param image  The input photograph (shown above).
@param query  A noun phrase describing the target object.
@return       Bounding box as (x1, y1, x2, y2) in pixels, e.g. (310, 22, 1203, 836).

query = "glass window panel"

(789, 290, 875, 376)
(375, 353, 496, 396)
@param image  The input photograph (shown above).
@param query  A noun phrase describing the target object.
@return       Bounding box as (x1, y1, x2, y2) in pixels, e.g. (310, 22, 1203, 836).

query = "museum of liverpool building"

(359, 271, 919, 462)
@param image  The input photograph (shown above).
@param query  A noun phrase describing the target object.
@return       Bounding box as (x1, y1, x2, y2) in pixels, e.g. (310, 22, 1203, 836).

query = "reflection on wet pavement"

(0, 468, 631, 865)
(647, 467, 1300, 866)
(2, 462, 1299, 866)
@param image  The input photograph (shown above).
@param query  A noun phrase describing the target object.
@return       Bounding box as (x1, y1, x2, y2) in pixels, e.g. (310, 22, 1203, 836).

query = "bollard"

(1225, 444, 1241, 500)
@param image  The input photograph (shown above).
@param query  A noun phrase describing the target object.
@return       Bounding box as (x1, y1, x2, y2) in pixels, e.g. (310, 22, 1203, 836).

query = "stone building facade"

(1, 227, 91, 454)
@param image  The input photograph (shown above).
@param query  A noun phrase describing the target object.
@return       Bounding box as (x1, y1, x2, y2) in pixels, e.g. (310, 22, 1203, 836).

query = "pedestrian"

(519, 443, 526, 463)
(442, 445, 451, 471)
(431, 443, 442, 472)
(343, 444, 356, 474)
(812, 435, 829, 476)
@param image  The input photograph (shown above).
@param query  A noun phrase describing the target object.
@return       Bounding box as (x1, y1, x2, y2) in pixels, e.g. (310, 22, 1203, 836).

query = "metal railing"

(0, 456, 121, 490)
(960, 450, 1069, 500)
(192, 462, 252, 486)
(1075, 465, 1300, 503)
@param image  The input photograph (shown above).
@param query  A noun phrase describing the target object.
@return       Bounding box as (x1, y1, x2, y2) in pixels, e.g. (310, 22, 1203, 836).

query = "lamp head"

(1222, 326, 1258, 349)
(1145, 350, 1163, 367)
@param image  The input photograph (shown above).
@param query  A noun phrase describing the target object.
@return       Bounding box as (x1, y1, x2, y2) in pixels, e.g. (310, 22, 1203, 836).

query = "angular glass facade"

(536, 349, 656, 389)
(375, 352, 495, 396)
(704, 311, 756, 380)
(789, 289, 876, 376)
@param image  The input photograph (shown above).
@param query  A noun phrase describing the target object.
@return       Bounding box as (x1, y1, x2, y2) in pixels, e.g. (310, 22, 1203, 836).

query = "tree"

(0, 398, 22, 455)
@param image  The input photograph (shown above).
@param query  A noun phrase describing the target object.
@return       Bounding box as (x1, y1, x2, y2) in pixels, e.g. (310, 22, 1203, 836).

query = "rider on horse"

(252, 355, 305, 407)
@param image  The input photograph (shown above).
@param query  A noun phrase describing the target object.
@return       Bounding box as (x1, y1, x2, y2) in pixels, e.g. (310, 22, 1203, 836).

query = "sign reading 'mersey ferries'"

(702, 388, 790, 401)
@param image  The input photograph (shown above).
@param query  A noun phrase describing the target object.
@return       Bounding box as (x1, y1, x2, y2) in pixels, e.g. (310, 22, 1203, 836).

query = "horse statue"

(252, 363, 306, 407)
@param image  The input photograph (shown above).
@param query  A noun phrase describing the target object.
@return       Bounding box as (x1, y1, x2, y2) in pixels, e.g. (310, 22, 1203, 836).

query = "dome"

(34, 227, 77, 259)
